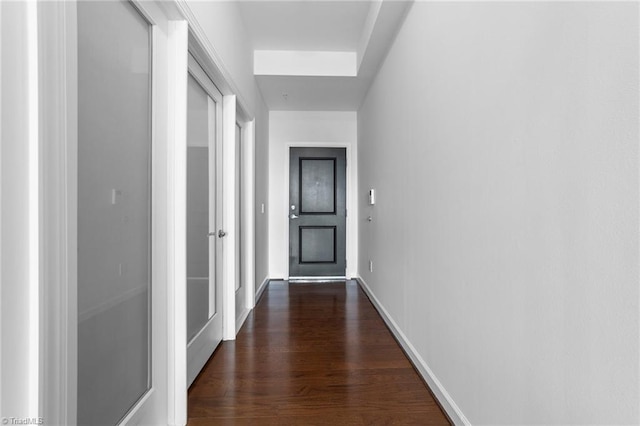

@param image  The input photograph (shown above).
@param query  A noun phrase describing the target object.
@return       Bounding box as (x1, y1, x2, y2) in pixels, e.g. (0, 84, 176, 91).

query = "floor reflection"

(187, 280, 450, 425)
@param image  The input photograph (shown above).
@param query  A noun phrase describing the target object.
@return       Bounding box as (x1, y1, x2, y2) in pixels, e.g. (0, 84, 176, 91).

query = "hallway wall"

(358, 2, 639, 424)
(187, 0, 270, 289)
(254, 100, 270, 290)
(268, 111, 358, 279)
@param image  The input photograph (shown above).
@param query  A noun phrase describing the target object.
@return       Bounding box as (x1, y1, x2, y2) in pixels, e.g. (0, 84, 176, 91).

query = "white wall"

(358, 3, 639, 425)
(186, 1, 270, 296)
(186, 1, 258, 112)
(255, 98, 270, 290)
(269, 111, 357, 279)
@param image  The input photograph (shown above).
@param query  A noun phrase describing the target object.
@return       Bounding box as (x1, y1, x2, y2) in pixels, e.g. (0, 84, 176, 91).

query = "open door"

(186, 54, 224, 386)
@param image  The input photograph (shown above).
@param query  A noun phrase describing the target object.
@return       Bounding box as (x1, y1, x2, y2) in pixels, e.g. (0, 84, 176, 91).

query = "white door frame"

(235, 112, 256, 334)
(284, 142, 358, 280)
(38, 2, 78, 423)
(1, 1, 48, 421)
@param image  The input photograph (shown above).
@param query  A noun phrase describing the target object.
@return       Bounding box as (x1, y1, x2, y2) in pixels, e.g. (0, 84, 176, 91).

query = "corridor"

(2, 1, 637, 424)
(187, 282, 450, 425)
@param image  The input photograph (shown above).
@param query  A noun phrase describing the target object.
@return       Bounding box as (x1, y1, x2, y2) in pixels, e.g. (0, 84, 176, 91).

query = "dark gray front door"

(289, 147, 346, 278)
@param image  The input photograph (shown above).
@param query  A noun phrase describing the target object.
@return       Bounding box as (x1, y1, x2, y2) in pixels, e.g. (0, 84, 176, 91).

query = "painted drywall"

(186, 0, 258, 113)
(254, 50, 357, 77)
(358, 2, 639, 424)
(188, 0, 270, 298)
(255, 97, 270, 290)
(269, 111, 358, 278)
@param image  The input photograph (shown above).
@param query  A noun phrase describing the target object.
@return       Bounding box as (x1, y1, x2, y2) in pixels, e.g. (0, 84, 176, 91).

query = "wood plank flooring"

(188, 281, 450, 425)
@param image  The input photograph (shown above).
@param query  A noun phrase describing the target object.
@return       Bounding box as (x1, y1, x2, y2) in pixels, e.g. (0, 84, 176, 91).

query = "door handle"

(290, 213, 299, 220)
(218, 230, 227, 238)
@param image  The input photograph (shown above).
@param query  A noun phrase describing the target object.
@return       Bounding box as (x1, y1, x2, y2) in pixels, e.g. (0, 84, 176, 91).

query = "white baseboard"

(234, 276, 271, 335)
(356, 276, 470, 426)
(235, 307, 250, 335)
(255, 276, 270, 302)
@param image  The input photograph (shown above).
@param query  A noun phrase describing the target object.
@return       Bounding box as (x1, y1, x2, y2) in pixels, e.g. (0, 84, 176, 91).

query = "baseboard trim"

(255, 276, 270, 303)
(288, 276, 347, 282)
(235, 307, 250, 335)
(356, 276, 470, 426)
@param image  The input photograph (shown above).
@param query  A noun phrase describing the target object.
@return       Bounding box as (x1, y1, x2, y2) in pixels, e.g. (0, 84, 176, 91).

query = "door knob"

(290, 214, 299, 220)
(218, 230, 227, 238)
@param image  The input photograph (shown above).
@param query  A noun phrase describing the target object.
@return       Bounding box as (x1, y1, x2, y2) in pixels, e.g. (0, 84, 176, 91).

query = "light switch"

(369, 189, 376, 205)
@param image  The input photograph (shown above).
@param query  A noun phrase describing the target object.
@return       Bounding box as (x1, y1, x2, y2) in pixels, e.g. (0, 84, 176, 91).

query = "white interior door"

(234, 122, 247, 321)
(75, 1, 178, 424)
(186, 54, 224, 387)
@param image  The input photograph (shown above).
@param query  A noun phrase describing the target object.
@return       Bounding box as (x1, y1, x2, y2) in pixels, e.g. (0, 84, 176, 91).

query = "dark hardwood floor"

(188, 281, 451, 425)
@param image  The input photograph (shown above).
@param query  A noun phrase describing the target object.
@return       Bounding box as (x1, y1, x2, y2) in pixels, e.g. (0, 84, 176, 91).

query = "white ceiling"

(237, 0, 412, 111)
(255, 75, 368, 110)
(238, 1, 371, 51)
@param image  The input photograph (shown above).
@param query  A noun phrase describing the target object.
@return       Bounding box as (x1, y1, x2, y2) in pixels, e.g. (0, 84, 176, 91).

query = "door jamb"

(242, 120, 256, 313)
(234, 110, 256, 333)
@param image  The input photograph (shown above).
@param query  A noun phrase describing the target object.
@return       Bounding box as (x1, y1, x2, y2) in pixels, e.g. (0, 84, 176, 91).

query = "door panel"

(186, 74, 211, 341)
(300, 226, 336, 262)
(289, 148, 346, 278)
(186, 146, 209, 340)
(77, 1, 151, 424)
(186, 56, 223, 387)
(235, 123, 242, 292)
(300, 159, 336, 213)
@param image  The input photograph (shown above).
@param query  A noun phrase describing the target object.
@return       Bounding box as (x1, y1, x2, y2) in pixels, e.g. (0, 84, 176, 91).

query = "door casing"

(288, 147, 347, 279)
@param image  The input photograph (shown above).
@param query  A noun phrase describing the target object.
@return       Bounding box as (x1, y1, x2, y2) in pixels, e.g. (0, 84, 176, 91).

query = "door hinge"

(345, 209, 347, 217)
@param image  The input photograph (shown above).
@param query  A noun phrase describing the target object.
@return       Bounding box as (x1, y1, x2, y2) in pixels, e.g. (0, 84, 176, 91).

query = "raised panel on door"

(300, 159, 336, 214)
(289, 148, 346, 278)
